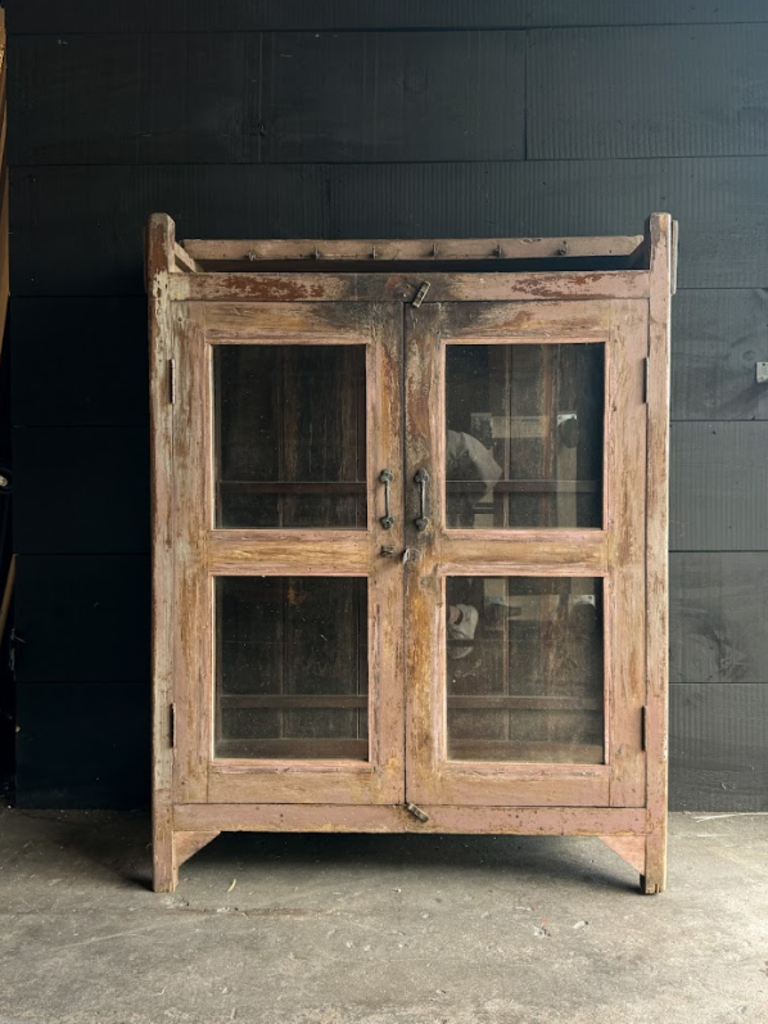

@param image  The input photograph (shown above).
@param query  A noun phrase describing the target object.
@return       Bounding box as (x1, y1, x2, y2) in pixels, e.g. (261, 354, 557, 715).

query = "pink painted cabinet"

(148, 215, 674, 893)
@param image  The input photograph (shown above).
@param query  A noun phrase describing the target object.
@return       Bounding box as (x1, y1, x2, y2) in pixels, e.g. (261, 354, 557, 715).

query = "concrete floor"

(0, 809, 766, 1024)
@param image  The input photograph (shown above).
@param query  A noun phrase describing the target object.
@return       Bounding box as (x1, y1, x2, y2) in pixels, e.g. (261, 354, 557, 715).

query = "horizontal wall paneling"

(10, 32, 525, 165)
(14, 555, 150, 683)
(12, 158, 768, 295)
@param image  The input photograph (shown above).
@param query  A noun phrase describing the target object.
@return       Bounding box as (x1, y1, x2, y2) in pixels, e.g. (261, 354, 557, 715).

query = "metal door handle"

(414, 469, 429, 531)
(379, 469, 394, 529)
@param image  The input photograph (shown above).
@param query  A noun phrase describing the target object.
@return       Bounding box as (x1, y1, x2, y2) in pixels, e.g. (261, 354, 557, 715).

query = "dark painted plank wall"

(7, 1, 768, 810)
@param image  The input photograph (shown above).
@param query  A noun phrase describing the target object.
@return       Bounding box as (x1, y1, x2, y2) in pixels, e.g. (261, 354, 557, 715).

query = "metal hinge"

(168, 359, 176, 404)
(641, 706, 647, 752)
(411, 281, 431, 308)
(404, 802, 430, 823)
(643, 357, 649, 404)
(170, 703, 177, 748)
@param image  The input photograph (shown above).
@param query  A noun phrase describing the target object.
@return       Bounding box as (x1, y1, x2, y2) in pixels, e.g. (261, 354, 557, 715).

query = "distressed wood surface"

(203, 300, 376, 340)
(670, 554, 768, 684)
(404, 296, 650, 814)
(174, 802, 646, 835)
(606, 300, 648, 809)
(644, 213, 673, 894)
(670, 422, 768, 551)
(15, 159, 768, 294)
(671, 290, 768, 421)
(438, 534, 608, 574)
(207, 533, 370, 575)
(147, 213, 177, 891)
(528, 25, 768, 159)
(169, 271, 649, 305)
(170, 302, 211, 805)
(8, 0, 768, 32)
(186, 238, 643, 263)
(14, 555, 150, 683)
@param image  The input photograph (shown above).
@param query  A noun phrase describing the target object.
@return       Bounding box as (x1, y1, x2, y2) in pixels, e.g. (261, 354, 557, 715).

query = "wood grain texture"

(11, 297, 148, 426)
(15, 682, 150, 809)
(13, 160, 768, 295)
(147, 213, 177, 891)
(8, 0, 768, 32)
(13, 426, 150, 554)
(174, 801, 646, 835)
(10, 31, 523, 165)
(528, 25, 768, 158)
(671, 290, 768, 421)
(670, 422, 768, 551)
(186, 237, 643, 263)
(645, 213, 673, 894)
(14, 555, 150, 683)
(171, 272, 649, 305)
(670, 554, 768, 684)
(669, 684, 768, 812)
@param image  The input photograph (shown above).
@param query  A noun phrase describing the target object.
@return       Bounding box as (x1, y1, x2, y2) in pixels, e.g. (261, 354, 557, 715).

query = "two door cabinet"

(148, 214, 675, 893)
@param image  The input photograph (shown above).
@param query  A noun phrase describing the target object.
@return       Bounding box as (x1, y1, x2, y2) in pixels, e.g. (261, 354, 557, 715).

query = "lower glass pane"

(216, 576, 369, 760)
(446, 576, 604, 764)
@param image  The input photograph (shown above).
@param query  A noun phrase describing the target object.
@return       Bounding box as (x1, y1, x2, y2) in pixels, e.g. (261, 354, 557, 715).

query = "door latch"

(404, 802, 430, 823)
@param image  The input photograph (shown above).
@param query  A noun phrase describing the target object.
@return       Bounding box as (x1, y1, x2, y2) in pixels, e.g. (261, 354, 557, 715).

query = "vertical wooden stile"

(147, 214, 178, 892)
(643, 214, 674, 893)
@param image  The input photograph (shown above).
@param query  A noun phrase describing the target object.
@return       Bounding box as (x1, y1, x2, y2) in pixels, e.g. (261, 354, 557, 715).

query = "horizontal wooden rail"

(182, 235, 645, 264)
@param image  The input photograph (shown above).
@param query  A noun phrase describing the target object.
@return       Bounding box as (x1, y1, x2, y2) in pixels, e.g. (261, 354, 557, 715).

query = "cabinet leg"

(153, 818, 220, 892)
(598, 830, 666, 894)
(152, 809, 177, 893)
(641, 826, 667, 895)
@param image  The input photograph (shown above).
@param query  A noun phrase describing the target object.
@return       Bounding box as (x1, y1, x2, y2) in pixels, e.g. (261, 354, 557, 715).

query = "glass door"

(171, 301, 405, 805)
(404, 300, 648, 808)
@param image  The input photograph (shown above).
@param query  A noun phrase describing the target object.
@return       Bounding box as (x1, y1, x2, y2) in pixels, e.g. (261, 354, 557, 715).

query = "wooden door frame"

(165, 294, 407, 809)
(403, 299, 649, 808)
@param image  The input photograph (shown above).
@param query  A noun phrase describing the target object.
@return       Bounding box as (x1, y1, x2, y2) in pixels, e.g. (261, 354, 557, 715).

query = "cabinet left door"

(165, 300, 405, 806)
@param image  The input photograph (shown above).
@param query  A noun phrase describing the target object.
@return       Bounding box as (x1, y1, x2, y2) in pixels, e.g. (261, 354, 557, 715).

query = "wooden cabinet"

(148, 214, 675, 893)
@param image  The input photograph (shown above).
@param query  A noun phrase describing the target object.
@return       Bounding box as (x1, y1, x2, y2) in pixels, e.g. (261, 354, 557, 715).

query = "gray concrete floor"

(0, 809, 766, 1024)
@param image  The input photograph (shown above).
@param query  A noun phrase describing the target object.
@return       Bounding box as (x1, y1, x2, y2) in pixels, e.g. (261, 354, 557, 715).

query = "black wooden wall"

(8, 1, 768, 810)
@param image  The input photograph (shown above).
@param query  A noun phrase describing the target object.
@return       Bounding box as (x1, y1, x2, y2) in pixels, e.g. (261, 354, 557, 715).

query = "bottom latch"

(404, 802, 430, 823)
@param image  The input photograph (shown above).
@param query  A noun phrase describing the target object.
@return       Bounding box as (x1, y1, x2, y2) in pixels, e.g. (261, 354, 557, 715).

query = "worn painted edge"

(174, 803, 646, 836)
(147, 214, 177, 893)
(167, 270, 651, 304)
(181, 235, 646, 263)
(645, 212, 673, 894)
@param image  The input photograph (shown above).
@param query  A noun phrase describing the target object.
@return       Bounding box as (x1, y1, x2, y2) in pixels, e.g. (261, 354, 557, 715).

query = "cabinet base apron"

(153, 804, 665, 895)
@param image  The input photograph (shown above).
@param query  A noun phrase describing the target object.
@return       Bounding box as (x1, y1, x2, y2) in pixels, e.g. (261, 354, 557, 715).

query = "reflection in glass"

(216, 577, 368, 760)
(445, 344, 604, 529)
(215, 345, 367, 529)
(446, 576, 604, 764)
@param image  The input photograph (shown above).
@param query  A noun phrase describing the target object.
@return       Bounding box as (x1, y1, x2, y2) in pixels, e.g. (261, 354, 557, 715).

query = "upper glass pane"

(215, 345, 367, 529)
(445, 344, 604, 529)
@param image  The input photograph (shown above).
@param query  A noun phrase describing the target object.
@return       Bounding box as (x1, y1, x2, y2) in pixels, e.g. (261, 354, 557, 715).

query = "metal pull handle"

(379, 469, 394, 529)
(414, 469, 429, 531)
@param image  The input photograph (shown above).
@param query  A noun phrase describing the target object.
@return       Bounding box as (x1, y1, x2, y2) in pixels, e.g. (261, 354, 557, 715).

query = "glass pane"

(216, 577, 368, 760)
(215, 345, 367, 529)
(446, 576, 604, 764)
(445, 344, 603, 529)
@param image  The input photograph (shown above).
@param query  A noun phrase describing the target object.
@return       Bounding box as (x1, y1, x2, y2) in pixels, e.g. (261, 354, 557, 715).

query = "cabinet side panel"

(148, 215, 176, 890)
(645, 214, 673, 891)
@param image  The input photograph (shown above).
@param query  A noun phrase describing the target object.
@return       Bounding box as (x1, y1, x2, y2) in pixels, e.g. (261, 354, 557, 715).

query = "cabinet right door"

(404, 298, 649, 808)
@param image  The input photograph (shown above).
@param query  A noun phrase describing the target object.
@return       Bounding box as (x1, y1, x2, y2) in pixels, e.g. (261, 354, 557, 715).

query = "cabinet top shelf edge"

(146, 214, 677, 289)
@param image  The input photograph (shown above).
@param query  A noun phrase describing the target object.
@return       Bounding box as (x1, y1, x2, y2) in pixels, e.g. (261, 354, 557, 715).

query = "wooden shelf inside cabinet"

(148, 213, 675, 894)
